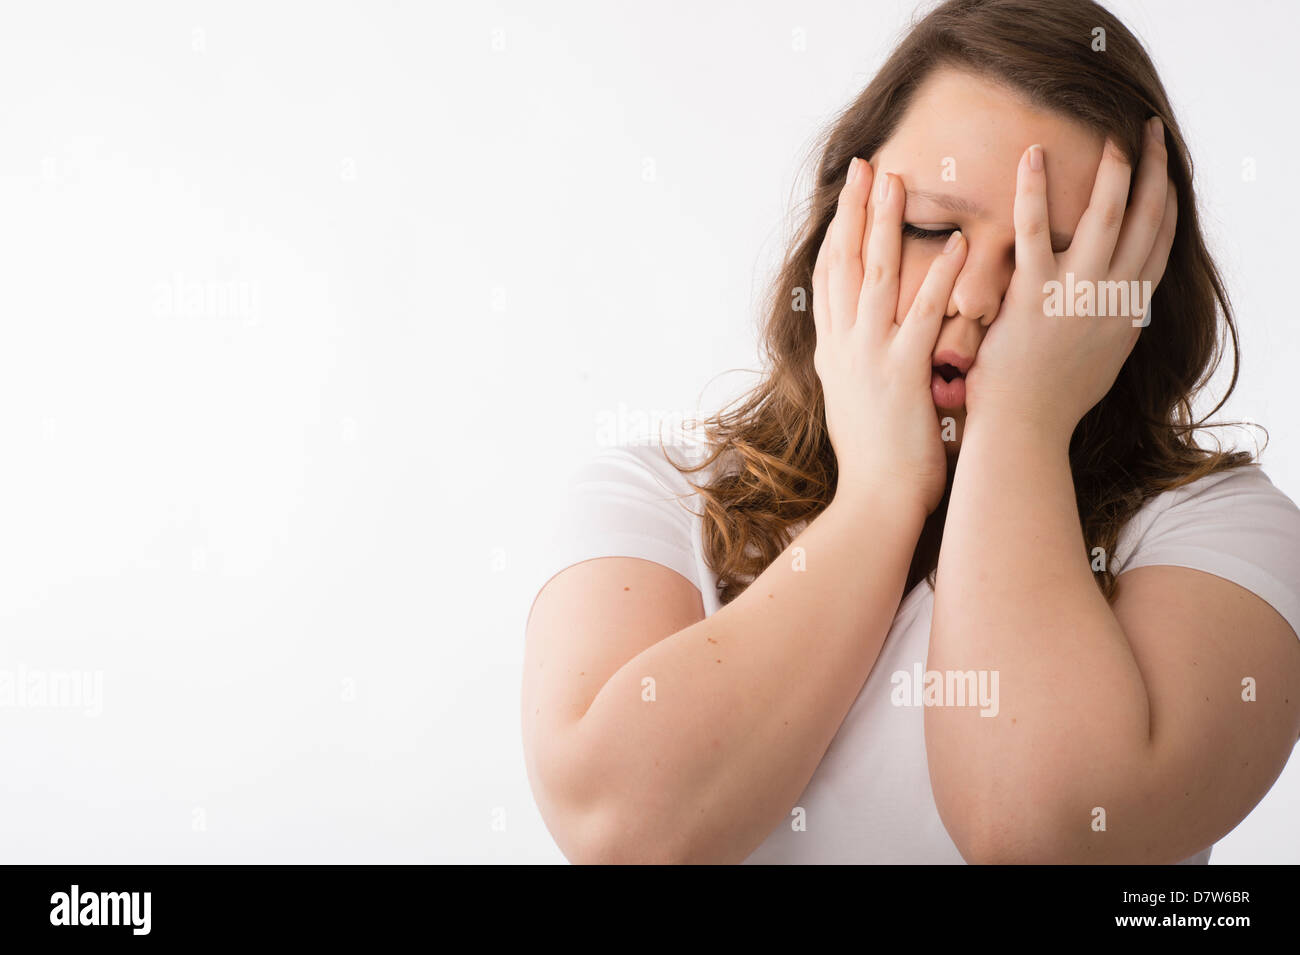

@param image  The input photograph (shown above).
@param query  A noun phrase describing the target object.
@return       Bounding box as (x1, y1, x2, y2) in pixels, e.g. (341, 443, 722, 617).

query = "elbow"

(564, 810, 693, 865)
(525, 745, 692, 865)
(952, 824, 1070, 865)
(937, 786, 1079, 865)
(542, 798, 693, 865)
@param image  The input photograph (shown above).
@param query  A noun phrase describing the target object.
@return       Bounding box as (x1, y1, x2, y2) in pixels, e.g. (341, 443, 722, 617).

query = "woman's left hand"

(965, 118, 1178, 441)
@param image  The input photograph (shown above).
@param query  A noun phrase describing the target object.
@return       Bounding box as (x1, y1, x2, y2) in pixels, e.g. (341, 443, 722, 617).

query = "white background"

(0, 0, 1295, 863)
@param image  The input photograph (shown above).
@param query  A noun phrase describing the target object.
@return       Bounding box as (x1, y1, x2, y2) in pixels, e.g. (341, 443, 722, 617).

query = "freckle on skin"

(624, 586, 630, 591)
(716, 659, 722, 663)
(706, 637, 717, 644)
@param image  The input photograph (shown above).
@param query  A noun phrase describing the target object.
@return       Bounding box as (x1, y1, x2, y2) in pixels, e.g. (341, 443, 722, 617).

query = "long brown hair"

(666, 0, 1253, 605)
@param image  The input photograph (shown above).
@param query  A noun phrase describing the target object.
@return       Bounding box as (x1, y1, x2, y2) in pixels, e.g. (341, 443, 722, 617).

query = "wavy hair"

(664, 0, 1255, 605)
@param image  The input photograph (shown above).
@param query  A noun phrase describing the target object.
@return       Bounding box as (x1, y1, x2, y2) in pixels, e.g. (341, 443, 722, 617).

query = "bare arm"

(522, 157, 968, 863)
(928, 415, 1300, 863)
(926, 129, 1300, 862)
(523, 487, 925, 864)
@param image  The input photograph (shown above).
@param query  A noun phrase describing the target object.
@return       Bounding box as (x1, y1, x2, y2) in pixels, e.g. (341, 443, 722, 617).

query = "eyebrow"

(907, 188, 1073, 251)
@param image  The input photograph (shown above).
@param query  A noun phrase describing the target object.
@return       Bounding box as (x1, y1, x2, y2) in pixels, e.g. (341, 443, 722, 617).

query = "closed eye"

(902, 223, 957, 241)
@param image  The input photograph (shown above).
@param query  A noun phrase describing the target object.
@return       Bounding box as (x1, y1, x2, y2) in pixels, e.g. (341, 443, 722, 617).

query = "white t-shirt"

(529, 440, 1300, 864)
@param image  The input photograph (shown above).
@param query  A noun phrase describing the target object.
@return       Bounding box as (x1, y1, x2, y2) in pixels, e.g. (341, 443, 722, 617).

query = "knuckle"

(832, 244, 863, 270)
(912, 291, 939, 317)
(1016, 180, 1044, 202)
(1104, 139, 1131, 165)
(1140, 197, 1167, 225)
(1018, 215, 1048, 238)
(1100, 203, 1124, 230)
(860, 262, 884, 291)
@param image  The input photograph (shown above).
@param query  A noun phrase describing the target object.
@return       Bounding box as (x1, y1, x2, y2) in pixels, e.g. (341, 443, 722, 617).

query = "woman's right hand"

(811, 158, 967, 515)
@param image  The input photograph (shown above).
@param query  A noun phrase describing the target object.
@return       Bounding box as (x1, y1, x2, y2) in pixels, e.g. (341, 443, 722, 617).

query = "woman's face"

(866, 67, 1106, 453)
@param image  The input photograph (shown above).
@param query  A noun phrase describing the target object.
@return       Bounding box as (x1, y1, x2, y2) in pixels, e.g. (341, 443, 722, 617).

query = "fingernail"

(1148, 116, 1163, 144)
(1028, 145, 1043, 171)
(847, 157, 859, 184)
(877, 171, 891, 203)
(943, 230, 963, 254)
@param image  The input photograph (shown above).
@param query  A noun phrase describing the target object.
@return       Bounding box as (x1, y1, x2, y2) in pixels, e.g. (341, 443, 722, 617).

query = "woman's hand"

(966, 118, 1178, 441)
(812, 158, 968, 514)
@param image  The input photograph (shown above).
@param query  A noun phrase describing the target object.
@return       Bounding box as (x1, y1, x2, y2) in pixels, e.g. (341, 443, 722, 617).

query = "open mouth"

(930, 351, 972, 410)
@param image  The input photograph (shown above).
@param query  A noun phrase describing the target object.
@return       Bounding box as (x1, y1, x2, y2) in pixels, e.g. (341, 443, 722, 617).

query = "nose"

(944, 238, 1014, 326)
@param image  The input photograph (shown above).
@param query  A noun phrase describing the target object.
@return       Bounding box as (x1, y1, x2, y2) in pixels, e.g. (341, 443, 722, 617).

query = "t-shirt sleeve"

(527, 444, 705, 616)
(1114, 464, 1300, 640)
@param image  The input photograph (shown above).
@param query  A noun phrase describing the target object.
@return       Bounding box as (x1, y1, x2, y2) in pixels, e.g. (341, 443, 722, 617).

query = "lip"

(931, 370, 966, 410)
(932, 350, 973, 375)
(930, 349, 972, 410)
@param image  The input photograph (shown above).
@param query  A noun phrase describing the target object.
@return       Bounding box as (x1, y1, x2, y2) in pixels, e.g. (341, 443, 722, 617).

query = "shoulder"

(563, 438, 731, 511)
(1116, 463, 1300, 640)
(1118, 463, 1300, 552)
(527, 439, 732, 613)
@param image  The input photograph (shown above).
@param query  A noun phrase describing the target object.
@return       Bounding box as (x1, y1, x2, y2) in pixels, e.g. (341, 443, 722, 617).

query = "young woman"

(521, 0, 1300, 864)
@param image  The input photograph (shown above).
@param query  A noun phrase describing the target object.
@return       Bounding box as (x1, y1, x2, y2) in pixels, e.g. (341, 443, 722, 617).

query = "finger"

(1111, 117, 1168, 278)
(856, 169, 903, 336)
(1127, 183, 1177, 330)
(895, 231, 967, 358)
(812, 159, 868, 337)
(1013, 144, 1054, 277)
(816, 157, 873, 335)
(1069, 137, 1132, 271)
(811, 232, 831, 342)
(1140, 180, 1178, 288)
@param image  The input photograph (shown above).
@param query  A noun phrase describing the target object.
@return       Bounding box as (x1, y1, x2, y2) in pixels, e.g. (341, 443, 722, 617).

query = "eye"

(902, 223, 958, 241)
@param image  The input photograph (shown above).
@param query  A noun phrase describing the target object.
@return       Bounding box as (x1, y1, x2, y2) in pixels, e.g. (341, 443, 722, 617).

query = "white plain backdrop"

(0, 0, 1295, 863)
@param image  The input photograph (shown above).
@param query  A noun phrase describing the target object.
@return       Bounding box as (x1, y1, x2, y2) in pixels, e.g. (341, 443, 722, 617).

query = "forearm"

(926, 415, 1153, 859)
(563, 485, 926, 864)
